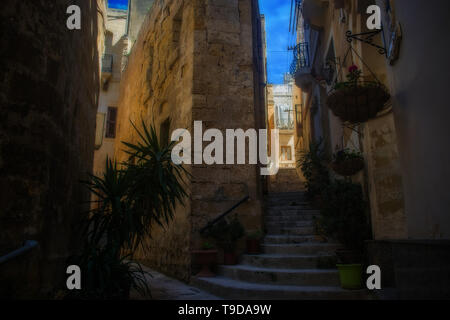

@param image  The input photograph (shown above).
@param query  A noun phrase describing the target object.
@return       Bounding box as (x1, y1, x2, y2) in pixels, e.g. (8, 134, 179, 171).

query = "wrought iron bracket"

(346, 29, 387, 56)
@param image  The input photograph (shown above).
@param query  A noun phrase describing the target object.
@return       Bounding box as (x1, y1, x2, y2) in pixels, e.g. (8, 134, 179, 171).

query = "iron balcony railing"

(277, 120, 295, 131)
(101, 54, 113, 73)
(290, 42, 310, 75)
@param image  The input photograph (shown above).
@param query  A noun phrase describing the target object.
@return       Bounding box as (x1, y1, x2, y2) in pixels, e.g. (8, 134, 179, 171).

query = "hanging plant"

(330, 148, 365, 176)
(327, 65, 390, 124)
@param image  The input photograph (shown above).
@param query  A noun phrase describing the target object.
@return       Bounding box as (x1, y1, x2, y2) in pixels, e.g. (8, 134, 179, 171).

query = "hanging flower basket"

(330, 149, 365, 176)
(327, 65, 390, 124)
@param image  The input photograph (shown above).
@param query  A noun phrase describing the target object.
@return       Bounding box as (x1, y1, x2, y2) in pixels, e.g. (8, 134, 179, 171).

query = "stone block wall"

(0, 0, 104, 298)
(115, 0, 265, 281)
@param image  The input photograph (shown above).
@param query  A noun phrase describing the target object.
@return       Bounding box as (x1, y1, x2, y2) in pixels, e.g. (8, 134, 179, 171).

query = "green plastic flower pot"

(336, 264, 363, 290)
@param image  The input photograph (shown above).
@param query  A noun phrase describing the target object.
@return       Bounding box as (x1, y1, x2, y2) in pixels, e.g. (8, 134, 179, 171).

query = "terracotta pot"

(327, 82, 390, 124)
(223, 252, 238, 265)
(192, 250, 217, 277)
(246, 239, 261, 254)
(331, 158, 365, 176)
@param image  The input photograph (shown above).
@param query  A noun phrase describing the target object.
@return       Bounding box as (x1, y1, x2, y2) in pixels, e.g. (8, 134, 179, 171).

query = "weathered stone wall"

(115, 0, 265, 281)
(0, 0, 104, 298)
(116, 0, 195, 281)
(190, 0, 265, 258)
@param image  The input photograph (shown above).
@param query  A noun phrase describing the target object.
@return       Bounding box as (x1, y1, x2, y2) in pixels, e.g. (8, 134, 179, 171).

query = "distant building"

(266, 73, 304, 192)
(93, 1, 155, 177)
(94, 7, 129, 177)
(127, 0, 155, 45)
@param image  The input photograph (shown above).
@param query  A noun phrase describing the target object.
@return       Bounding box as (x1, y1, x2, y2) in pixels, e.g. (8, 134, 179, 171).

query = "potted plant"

(319, 180, 371, 290)
(327, 65, 390, 124)
(330, 148, 365, 176)
(204, 215, 245, 266)
(246, 230, 263, 254)
(191, 242, 218, 278)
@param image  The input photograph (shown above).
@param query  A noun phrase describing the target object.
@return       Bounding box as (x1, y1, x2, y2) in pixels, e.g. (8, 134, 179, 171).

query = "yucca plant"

(122, 120, 189, 249)
(71, 120, 188, 300)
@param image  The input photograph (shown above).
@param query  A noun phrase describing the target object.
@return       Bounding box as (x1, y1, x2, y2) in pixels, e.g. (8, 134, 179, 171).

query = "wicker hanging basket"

(331, 158, 365, 176)
(327, 81, 390, 124)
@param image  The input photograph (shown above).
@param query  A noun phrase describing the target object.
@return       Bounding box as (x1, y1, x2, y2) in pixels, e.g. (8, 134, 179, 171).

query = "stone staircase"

(192, 192, 367, 300)
(268, 169, 304, 193)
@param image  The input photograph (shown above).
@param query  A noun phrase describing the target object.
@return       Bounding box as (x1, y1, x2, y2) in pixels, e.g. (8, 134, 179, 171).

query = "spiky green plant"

(71, 120, 188, 300)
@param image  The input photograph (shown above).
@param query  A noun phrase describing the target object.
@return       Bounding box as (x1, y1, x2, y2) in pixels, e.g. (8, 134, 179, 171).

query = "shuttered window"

(281, 146, 292, 161)
(106, 107, 117, 138)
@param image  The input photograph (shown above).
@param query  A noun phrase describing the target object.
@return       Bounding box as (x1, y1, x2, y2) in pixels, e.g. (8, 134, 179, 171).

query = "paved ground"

(130, 265, 221, 300)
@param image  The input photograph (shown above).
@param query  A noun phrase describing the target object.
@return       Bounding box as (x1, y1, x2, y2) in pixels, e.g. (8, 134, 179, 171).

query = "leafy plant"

(332, 148, 364, 164)
(202, 242, 215, 250)
(204, 215, 245, 253)
(319, 179, 371, 252)
(297, 139, 330, 201)
(69, 120, 188, 299)
(247, 230, 263, 240)
(334, 65, 362, 90)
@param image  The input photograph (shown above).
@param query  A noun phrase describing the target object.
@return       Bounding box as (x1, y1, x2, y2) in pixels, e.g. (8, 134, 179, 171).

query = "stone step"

(217, 265, 340, 286)
(241, 253, 336, 269)
(268, 199, 309, 206)
(265, 214, 317, 223)
(264, 235, 319, 244)
(266, 226, 315, 236)
(263, 243, 342, 255)
(267, 207, 320, 214)
(191, 277, 367, 300)
(268, 192, 306, 199)
(265, 220, 314, 229)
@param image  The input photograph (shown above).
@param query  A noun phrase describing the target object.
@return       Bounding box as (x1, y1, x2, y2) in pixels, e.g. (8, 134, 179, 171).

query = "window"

(281, 146, 292, 161)
(105, 107, 117, 138)
(95, 113, 106, 149)
(276, 104, 294, 130)
(160, 118, 171, 147)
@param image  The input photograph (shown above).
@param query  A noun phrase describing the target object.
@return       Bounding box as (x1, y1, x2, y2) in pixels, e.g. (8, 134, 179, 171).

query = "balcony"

(290, 42, 314, 90)
(275, 106, 295, 131)
(101, 54, 113, 88)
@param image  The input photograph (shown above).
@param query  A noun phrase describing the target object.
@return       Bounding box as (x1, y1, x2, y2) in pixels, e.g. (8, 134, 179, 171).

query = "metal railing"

(290, 42, 310, 75)
(277, 120, 295, 130)
(0, 240, 38, 265)
(199, 196, 250, 234)
(101, 54, 113, 73)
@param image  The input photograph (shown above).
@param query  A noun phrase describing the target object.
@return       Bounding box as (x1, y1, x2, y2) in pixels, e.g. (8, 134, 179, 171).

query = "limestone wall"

(295, 0, 407, 240)
(0, 0, 104, 298)
(379, 0, 450, 239)
(115, 0, 265, 281)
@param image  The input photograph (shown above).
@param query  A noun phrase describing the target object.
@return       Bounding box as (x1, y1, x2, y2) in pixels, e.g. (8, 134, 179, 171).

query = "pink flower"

(349, 65, 359, 73)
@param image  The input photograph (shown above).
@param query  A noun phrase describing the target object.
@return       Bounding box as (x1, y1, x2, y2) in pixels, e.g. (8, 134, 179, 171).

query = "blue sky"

(108, 0, 128, 10)
(107, 0, 293, 84)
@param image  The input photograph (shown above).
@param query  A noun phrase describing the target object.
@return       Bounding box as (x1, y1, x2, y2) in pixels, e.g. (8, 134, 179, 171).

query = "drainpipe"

(0, 241, 39, 265)
(126, 0, 131, 36)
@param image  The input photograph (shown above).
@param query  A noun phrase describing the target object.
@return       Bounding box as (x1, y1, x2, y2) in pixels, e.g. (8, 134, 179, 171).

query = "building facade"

(94, 7, 129, 177)
(0, 0, 106, 298)
(114, 0, 266, 281)
(291, 0, 450, 298)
